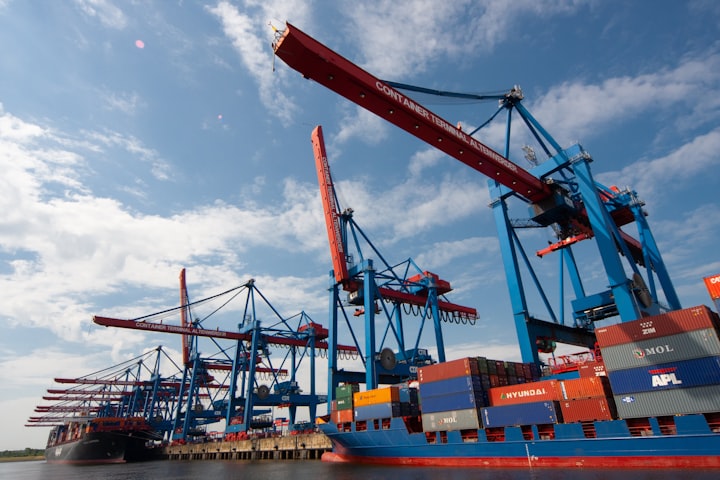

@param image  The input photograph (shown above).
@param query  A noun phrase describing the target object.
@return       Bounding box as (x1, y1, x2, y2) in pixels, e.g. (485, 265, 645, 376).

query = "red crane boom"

(92, 315, 357, 353)
(274, 23, 551, 203)
(311, 125, 355, 290)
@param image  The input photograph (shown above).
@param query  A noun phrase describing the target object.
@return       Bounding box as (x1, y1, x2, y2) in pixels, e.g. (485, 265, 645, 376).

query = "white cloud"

(596, 128, 720, 204)
(342, 0, 582, 78)
(207, 0, 312, 124)
(74, 0, 127, 30)
(529, 52, 720, 146)
(102, 90, 144, 115)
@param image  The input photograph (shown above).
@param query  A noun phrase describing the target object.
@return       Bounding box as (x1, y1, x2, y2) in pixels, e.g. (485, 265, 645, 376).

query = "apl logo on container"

(632, 344, 674, 359)
(648, 366, 683, 387)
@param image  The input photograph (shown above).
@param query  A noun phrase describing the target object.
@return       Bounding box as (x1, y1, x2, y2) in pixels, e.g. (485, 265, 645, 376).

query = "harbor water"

(3, 460, 720, 480)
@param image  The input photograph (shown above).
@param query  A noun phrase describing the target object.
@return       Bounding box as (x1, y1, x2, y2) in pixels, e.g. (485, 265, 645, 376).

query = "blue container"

(397, 385, 418, 404)
(607, 355, 720, 395)
(480, 401, 560, 428)
(420, 390, 486, 413)
(419, 374, 484, 398)
(354, 402, 401, 421)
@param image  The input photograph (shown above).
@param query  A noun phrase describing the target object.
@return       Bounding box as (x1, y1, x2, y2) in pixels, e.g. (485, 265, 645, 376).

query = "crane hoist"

(273, 23, 680, 365)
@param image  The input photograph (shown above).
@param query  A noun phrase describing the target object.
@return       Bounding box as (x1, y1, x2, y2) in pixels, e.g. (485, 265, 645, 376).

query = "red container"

(561, 376, 611, 400)
(418, 357, 479, 383)
(705, 274, 720, 300)
(489, 379, 562, 406)
(595, 305, 719, 348)
(331, 408, 354, 423)
(559, 397, 616, 422)
(578, 360, 607, 378)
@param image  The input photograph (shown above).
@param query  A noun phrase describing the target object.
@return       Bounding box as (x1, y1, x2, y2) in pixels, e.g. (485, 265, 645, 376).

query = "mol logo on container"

(648, 366, 683, 387)
(439, 416, 457, 425)
(632, 344, 674, 359)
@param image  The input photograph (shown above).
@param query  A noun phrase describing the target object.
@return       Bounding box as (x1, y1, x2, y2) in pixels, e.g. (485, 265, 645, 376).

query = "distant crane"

(94, 271, 355, 439)
(273, 23, 681, 365)
(27, 347, 182, 442)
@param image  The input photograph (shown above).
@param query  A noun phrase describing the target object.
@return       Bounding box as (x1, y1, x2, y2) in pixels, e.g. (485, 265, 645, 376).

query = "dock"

(164, 433, 332, 461)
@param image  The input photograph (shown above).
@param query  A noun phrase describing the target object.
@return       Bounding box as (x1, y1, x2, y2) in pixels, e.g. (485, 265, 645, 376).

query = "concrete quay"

(163, 433, 332, 461)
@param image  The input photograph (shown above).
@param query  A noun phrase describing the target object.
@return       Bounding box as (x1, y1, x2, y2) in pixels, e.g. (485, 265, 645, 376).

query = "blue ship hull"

(318, 415, 720, 468)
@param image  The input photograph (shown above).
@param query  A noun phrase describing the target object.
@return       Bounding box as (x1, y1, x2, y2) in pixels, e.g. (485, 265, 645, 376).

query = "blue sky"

(1, 0, 719, 450)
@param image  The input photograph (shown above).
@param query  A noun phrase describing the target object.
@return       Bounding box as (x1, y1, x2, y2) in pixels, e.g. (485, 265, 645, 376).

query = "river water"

(3, 460, 718, 480)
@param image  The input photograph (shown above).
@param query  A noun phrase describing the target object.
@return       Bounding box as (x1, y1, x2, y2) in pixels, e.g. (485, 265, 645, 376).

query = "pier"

(164, 433, 331, 461)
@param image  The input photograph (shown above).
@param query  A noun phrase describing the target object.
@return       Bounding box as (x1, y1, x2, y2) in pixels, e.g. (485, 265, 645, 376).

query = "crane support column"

(571, 156, 639, 322)
(363, 259, 377, 389)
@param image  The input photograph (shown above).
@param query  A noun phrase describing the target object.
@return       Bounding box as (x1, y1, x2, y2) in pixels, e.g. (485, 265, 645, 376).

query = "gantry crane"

(27, 347, 182, 442)
(273, 23, 681, 365)
(93, 270, 356, 439)
(312, 125, 477, 396)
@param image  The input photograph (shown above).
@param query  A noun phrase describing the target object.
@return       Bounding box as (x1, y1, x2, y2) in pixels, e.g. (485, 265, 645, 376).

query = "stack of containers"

(478, 357, 539, 389)
(483, 379, 563, 427)
(331, 384, 357, 424)
(418, 357, 486, 432)
(353, 386, 401, 421)
(484, 376, 614, 425)
(558, 376, 615, 422)
(595, 305, 720, 418)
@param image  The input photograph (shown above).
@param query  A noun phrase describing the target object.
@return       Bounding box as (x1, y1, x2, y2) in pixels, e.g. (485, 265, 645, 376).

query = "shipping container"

(600, 328, 720, 371)
(559, 397, 616, 422)
(477, 357, 489, 374)
(397, 385, 418, 404)
(418, 374, 484, 398)
(480, 401, 561, 428)
(488, 379, 562, 406)
(336, 384, 359, 398)
(578, 360, 607, 378)
(560, 376, 611, 400)
(595, 305, 719, 348)
(354, 386, 400, 407)
(614, 384, 720, 418)
(704, 274, 720, 300)
(607, 355, 720, 395)
(335, 396, 353, 410)
(354, 402, 401, 421)
(421, 408, 481, 432)
(331, 408, 354, 423)
(420, 390, 486, 413)
(418, 357, 479, 383)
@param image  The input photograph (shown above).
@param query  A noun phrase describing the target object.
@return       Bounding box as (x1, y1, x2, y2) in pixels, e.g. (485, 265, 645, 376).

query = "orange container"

(559, 397, 616, 422)
(331, 408, 354, 423)
(488, 379, 562, 406)
(560, 376, 611, 400)
(577, 360, 607, 378)
(353, 386, 400, 407)
(418, 357, 479, 383)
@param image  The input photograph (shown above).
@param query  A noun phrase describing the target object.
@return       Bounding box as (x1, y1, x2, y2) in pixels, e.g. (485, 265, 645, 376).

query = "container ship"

(44, 417, 162, 464)
(28, 348, 175, 464)
(320, 305, 720, 468)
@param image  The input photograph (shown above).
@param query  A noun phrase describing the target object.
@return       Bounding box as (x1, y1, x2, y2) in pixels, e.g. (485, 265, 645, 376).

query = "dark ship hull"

(45, 419, 163, 464)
